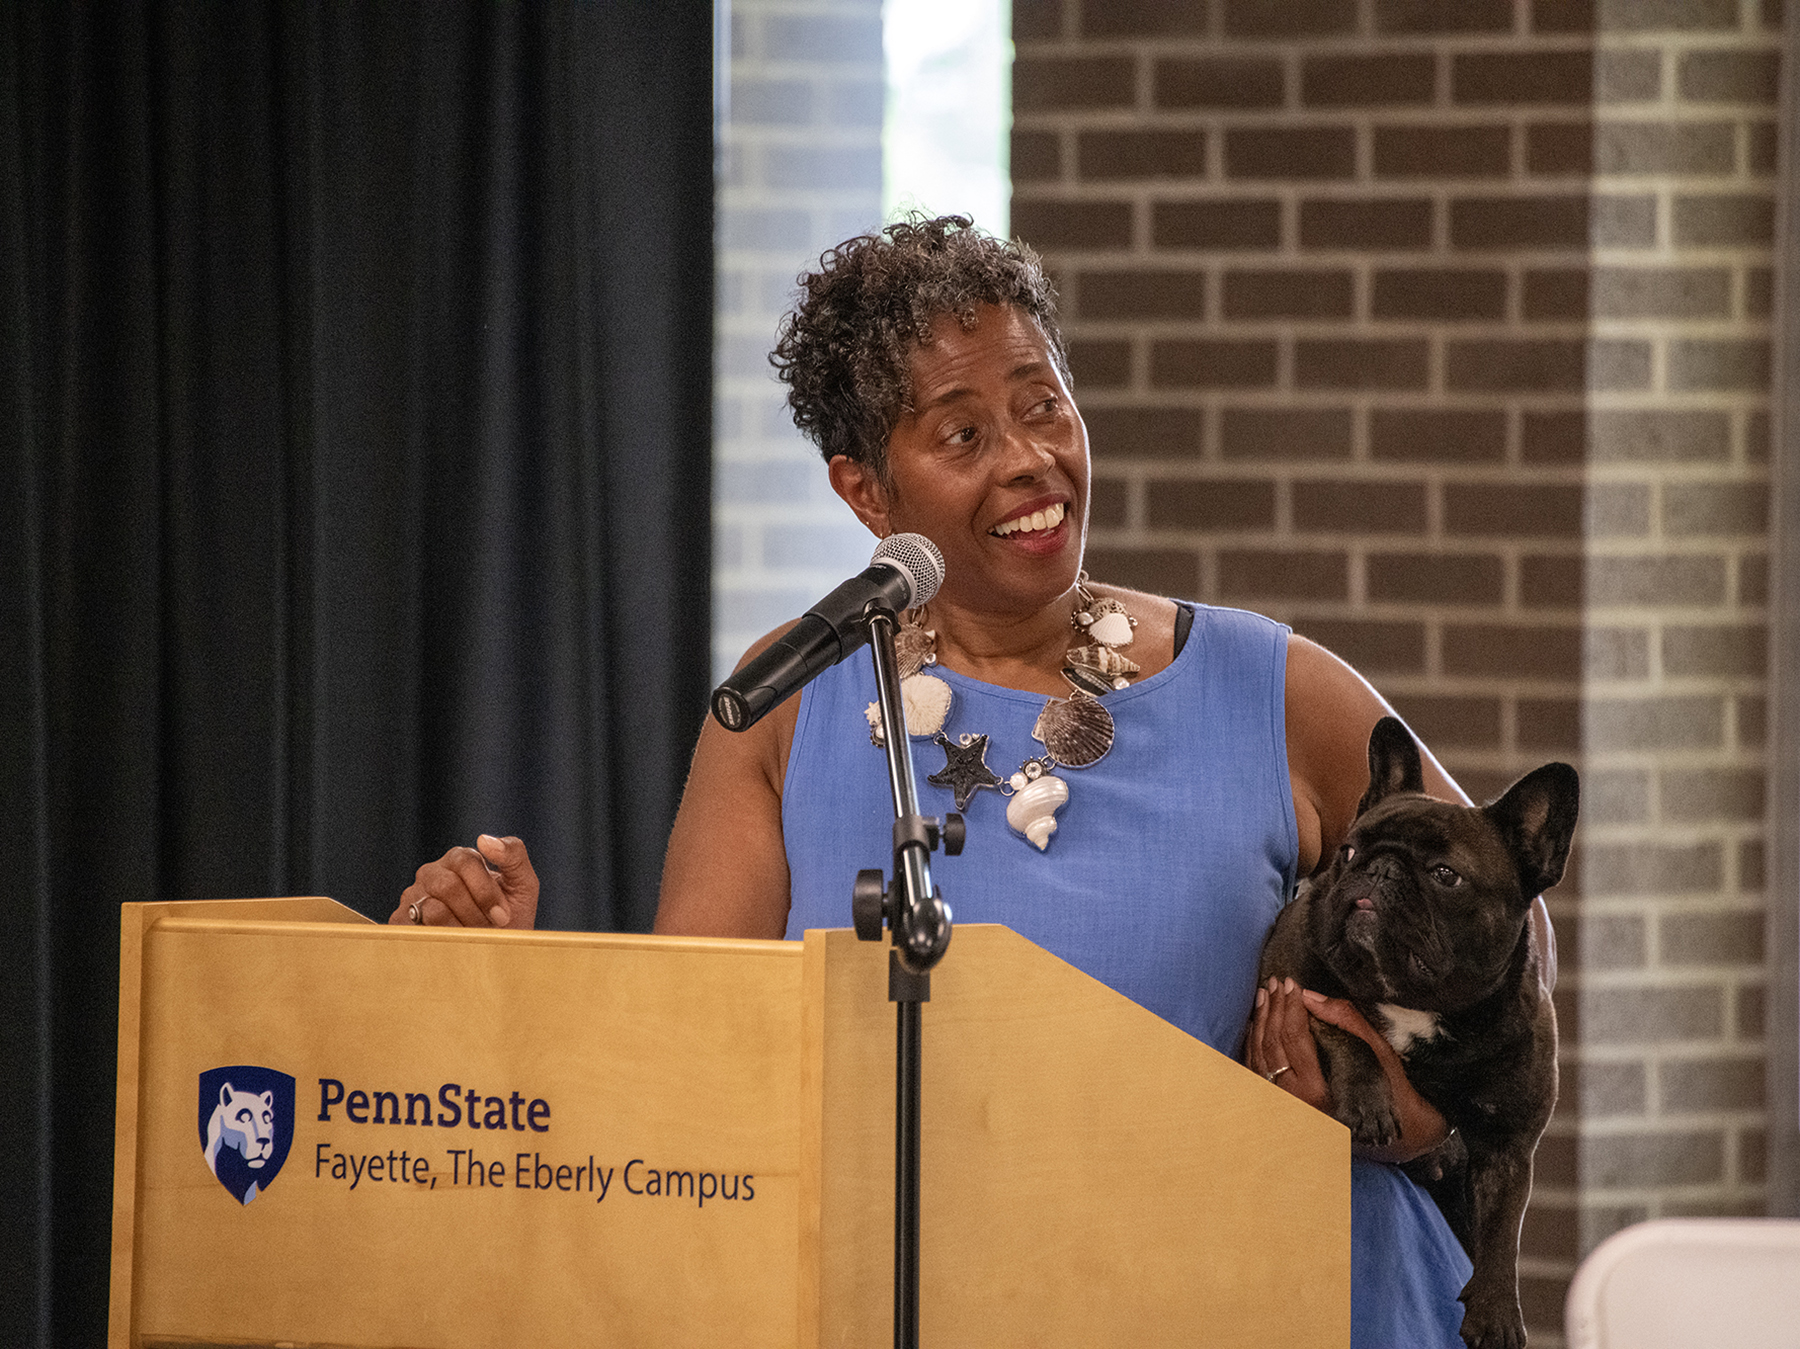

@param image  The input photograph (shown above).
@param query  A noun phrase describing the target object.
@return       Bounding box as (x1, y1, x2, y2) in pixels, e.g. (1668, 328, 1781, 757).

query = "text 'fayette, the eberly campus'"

(310, 1076, 756, 1206)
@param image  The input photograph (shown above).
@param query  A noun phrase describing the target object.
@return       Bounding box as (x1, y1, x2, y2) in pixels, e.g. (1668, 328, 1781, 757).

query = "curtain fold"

(1, 4, 713, 1342)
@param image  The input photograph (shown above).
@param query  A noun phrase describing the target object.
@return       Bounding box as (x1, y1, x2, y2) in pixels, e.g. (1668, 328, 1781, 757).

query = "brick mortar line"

(1555, 1191, 1769, 1213)
(1010, 36, 1778, 61)
(1572, 966, 1769, 987)
(1074, 391, 1765, 410)
(1557, 1120, 1768, 1137)
(1060, 313, 1774, 325)
(1012, 178, 1778, 192)
(1078, 394, 1764, 420)
(1023, 113, 1775, 132)
(1077, 327, 1772, 342)
(1579, 539, 1772, 553)
(1560, 1164, 1765, 1182)
(1015, 122, 1775, 147)
(1054, 257, 1782, 277)
(1035, 142, 1774, 165)
(1568, 750, 1768, 767)
(1636, 1114, 1770, 1131)
(1570, 767, 1768, 785)
(1570, 1047, 1771, 1066)
(1565, 907, 1767, 924)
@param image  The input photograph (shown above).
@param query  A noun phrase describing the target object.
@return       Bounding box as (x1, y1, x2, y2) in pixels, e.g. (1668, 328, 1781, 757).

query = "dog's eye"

(1432, 865, 1462, 887)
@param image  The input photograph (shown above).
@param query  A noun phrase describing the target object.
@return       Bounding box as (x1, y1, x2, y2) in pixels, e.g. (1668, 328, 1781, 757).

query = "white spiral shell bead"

(1005, 774, 1069, 851)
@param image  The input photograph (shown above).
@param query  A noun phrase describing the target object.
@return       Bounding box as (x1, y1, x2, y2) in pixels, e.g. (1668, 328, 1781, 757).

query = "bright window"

(882, 0, 1012, 237)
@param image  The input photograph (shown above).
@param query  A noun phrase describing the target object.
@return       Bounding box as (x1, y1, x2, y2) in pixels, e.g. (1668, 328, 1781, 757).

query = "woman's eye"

(950, 425, 977, 445)
(1432, 865, 1462, 887)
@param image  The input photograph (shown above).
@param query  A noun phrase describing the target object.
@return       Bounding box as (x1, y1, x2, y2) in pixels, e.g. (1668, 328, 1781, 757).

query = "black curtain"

(1, 4, 713, 1343)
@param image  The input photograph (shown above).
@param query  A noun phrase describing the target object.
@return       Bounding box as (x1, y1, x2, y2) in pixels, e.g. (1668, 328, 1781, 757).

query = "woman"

(395, 216, 1513, 1345)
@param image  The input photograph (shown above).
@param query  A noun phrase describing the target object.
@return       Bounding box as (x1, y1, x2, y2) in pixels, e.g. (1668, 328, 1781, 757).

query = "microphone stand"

(850, 605, 956, 1349)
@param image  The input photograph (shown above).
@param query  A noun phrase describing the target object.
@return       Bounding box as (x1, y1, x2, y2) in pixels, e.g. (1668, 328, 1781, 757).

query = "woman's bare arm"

(653, 629, 802, 939)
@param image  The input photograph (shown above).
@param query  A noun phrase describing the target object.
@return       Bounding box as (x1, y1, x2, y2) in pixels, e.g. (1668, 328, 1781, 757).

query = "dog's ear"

(1486, 762, 1580, 900)
(1357, 716, 1425, 816)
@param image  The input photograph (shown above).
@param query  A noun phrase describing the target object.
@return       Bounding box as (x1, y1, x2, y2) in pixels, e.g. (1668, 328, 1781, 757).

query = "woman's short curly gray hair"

(770, 214, 1070, 482)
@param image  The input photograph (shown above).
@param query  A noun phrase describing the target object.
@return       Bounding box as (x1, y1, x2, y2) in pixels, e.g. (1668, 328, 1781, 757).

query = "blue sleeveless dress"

(781, 602, 1471, 1346)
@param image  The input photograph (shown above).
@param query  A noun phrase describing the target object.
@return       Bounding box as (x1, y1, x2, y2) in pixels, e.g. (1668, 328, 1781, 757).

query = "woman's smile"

(990, 499, 1067, 538)
(837, 301, 1091, 618)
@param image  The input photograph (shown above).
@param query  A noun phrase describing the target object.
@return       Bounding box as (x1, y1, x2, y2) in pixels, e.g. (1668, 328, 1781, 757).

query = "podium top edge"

(145, 917, 803, 958)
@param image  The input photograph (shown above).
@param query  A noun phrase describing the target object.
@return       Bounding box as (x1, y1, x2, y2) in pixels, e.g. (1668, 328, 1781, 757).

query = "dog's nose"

(1366, 854, 1406, 884)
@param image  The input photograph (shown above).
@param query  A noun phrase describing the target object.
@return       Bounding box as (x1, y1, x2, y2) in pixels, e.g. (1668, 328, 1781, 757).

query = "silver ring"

(408, 900, 425, 925)
(1267, 1065, 1291, 1082)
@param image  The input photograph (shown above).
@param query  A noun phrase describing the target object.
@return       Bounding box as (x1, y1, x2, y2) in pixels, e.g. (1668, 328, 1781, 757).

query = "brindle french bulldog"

(1259, 716, 1578, 1349)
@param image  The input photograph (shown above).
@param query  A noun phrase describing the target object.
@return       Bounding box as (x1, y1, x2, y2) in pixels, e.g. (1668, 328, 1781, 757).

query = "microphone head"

(871, 533, 945, 607)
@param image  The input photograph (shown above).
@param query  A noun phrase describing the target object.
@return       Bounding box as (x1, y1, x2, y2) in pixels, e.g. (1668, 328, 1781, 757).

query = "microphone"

(711, 533, 945, 732)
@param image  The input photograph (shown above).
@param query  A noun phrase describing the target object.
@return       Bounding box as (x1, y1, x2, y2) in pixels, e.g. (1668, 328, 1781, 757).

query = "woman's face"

(830, 303, 1090, 620)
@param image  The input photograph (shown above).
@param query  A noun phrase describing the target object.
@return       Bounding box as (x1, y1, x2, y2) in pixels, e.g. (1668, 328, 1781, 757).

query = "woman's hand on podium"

(390, 834, 539, 930)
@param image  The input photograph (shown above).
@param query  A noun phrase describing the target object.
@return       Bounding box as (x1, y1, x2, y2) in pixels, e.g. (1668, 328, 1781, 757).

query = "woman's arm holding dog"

(1248, 975, 1449, 1164)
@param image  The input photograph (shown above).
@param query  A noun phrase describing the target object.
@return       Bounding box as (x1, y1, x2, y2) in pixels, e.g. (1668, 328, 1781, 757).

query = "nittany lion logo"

(197, 1066, 295, 1206)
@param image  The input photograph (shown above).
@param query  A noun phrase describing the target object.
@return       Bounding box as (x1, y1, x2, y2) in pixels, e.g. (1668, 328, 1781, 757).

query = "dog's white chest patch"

(1375, 1003, 1443, 1055)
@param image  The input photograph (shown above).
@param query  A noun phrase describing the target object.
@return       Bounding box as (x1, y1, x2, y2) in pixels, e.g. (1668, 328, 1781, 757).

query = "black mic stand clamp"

(850, 606, 956, 1349)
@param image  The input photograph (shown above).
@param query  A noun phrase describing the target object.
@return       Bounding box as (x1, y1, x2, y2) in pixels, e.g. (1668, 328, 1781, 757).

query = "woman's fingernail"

(1283, 977, 1297, 994)
(1256, 987, 1267, 1009)
(1302, 989, 1326, 1005)
(489, 904, 509, 926)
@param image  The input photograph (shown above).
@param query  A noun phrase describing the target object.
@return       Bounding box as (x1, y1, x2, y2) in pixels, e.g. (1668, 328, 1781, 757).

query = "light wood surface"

(806, 925, 1349, 1348)
(112, 903, 1348, 1348)
(111, 897, 367, 1348)
(115, 904, 802, 1348)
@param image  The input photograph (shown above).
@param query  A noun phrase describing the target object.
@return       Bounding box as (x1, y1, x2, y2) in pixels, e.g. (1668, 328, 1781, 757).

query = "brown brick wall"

(1012, 0, 1779, 1341)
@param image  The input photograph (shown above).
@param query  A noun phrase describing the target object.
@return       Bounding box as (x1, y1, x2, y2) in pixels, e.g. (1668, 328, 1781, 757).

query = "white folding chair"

(1565, 1218, 1800, 1348)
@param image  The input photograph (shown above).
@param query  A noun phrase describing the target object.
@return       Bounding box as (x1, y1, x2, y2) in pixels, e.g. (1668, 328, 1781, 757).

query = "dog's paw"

(1337, 1094, 1402, 1150)
(1458, 1287, 1526, 1349)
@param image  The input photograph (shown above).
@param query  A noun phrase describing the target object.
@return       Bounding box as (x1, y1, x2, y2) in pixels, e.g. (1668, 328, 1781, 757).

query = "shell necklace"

(864, 574, 1139, 851)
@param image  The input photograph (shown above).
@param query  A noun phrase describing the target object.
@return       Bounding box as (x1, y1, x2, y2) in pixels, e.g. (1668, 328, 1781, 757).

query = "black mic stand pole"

(850, 605, 956, 1349)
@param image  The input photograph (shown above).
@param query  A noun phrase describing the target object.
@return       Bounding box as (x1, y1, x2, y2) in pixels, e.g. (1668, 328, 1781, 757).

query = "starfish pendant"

(927, 732, 1003, 810)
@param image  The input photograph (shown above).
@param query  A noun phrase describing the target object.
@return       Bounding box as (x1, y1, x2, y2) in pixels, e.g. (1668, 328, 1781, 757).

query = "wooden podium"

(110, 899, 1349, 1347)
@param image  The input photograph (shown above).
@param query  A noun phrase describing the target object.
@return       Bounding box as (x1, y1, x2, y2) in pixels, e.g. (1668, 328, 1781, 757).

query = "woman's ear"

(828, 455, 892, 538)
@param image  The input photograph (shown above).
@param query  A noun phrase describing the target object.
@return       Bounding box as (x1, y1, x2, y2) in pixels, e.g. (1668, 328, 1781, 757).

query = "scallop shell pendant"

(1033, 694, 1114, 768)
(1087, 611, 1134, 648)
(893, 624, 938, 679)
(1005, 773, 1069, 850)
(1085, 596, 1136, 648)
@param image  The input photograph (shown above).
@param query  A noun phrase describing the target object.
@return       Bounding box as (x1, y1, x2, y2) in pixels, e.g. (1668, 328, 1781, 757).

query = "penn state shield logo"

(197, 1066, 295, 1206)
